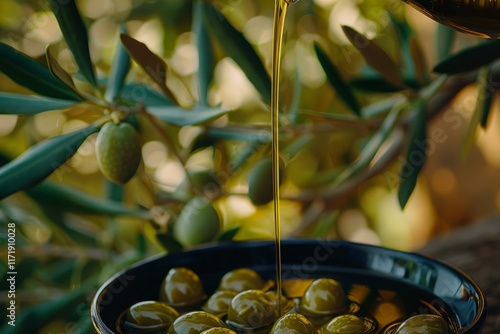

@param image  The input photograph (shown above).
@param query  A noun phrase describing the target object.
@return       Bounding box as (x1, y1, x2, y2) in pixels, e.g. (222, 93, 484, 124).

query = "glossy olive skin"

(159, 267, 206, 309)
(299, 278, 348, 316)
(227, 289, 276, 329)
(270, 313, 316, 334)
(217, 268, 265, 293)
(125, 301, 179, 327)
(200, 328, 237, 334)
(168, 311, 227, 334)
(320, 314, 367, 334)
(202, 290, 237, 315)
(395, 314, 449, 334)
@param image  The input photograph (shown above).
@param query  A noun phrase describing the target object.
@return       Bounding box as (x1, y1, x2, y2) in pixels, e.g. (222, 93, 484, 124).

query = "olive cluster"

(118, 267, 449, 334)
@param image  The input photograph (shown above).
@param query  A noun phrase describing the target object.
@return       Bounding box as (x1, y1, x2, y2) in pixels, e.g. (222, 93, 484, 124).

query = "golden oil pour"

(271, 0, 297, 317)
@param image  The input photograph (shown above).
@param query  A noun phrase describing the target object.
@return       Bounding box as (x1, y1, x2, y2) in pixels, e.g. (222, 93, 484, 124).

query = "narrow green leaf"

(480, 88, 494, 129)
(350, 76, 403, 93)
(314, 43, 361, 116)
(156, 232, 183, 253)
(120, 34, 179, 104)
(207, 127, 271, 143)
(147, 105, 230, 126)
(49, 0, 96, 87)
(0, 124, 99, 200)
(462, 67, 492, 157)
(203, 3, 271, 104)
(282, 134, 314, 158)
(0, 92, 77, 114)
(332, 104, 402, 186)
(24, 181, 149, 218)
(46, 46, 84, 99)
(409, 36, 427, 85)
(105, 25, 131, 102)
(121, 84, 174, 106)
(217, 226, 240, 241)
(434, 40, 500, 74)
(194, 0, 214, 106)
(398, 101, 427, 209)
(0, 42, 81, 100)
(361, 95, 406, 118)
(436, 24, 456, 62)
(342, 25, 406, 89)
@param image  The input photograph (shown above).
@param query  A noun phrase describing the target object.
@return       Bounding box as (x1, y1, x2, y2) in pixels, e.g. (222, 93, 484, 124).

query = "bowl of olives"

(91, 239, 486, 333)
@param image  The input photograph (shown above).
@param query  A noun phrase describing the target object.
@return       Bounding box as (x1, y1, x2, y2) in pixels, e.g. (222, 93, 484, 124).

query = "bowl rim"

(90, 239, 487, 334)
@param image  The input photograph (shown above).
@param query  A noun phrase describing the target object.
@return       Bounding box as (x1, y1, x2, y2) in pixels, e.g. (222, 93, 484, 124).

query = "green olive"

(168, 311, 227, 334)
(121, 300, 179, 333)
(247, 157, 284, 206)
(217, 268, 265, 293)
(173, 197, 221, 247)
(159, 267, 206, 309)
(395, 314, 449, 334)
(270, 313, 316, 334)
(95, 121, 141, 184)
(299, 278, 348, 316)
(202, 290, 237, 315)
(227, 289, 276, 329)
(200, 328, 237, 334)
(320, 314, 369, 334)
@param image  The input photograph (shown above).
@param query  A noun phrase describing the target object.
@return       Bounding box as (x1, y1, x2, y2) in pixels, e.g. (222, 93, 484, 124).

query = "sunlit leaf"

(314, 43, 361, 116)
(0, 124, 100, 200)
(105, 25, 131, 102)
(398, 101, 427, 209)
(434, 40, 500, 74)
(25, 181, 149, 218)
(203, 3, 271, 104)
(0, 92, 77, 114)
(194, 0, 214, 106)
(0, 42, 81, 100)
(436, 24, 456, 62)
(46, 46, 84, 100)
(147, 105, 230, 126)
(49, 0, 96, 87)
(120, 34, 179, 105)
(342, 25, 406, 89)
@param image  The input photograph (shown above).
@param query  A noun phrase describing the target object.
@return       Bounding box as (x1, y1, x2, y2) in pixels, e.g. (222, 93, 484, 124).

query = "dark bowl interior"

(91, 239, 486, 333)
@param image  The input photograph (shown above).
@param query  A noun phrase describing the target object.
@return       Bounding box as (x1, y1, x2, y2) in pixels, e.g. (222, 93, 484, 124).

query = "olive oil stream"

(271, 0, 297, 317)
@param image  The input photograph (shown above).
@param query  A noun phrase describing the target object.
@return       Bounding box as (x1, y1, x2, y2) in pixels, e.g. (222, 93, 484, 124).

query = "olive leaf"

(434, 40, 500, 74)
(147, 105, 230, 126)
(49, 0, 97, 87)
(0, 123, 100, 200)
(314, 43, 361, 116)
(203, 3, 271, 104)
(105, 25, 131, 102)
(342, 25, 406, 89)
(217, 226, 240, 241)
(436, 24, 456, 62)
(120, 84, 174, 106)
(462, 67, 493, 158)
(0, 92, 77, 114)
(398, 101, 427, 209)
(194, 0, 215, 106)
(0, 42, 81, 101)
(46, 45, 85, 100)
(25, 181, 149, 218)
(120, 34, 179, 105)
(332, 103, 403, 187)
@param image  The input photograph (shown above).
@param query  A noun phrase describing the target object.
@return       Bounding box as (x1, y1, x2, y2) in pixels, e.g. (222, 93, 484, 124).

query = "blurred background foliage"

(1, 0, 500, 332)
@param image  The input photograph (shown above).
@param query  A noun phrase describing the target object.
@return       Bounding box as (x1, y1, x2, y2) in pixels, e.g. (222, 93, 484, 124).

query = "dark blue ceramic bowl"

(91, 239, 486, 333)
